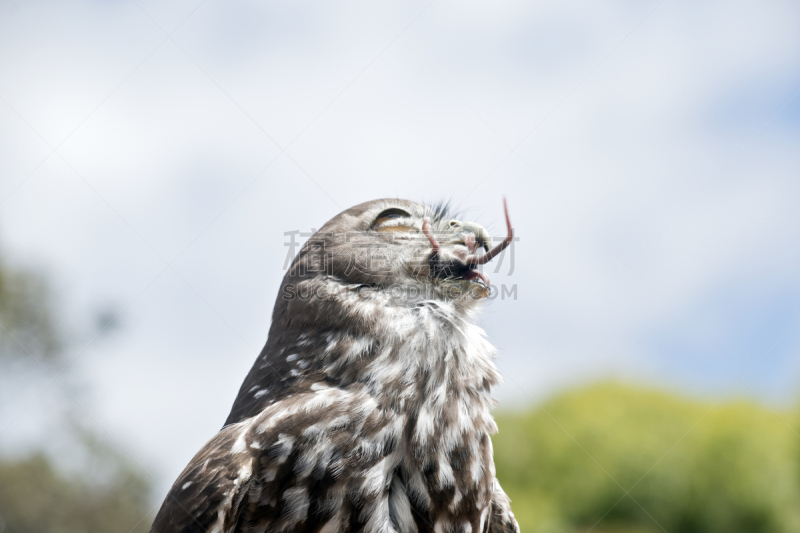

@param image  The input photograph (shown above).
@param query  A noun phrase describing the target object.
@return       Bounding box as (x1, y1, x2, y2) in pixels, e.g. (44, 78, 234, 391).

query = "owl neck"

(224, 277, 501, 428)
(318, 291, 502, 425)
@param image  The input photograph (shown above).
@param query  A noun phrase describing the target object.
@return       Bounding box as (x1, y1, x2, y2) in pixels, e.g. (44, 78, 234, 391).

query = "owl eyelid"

(371, 208, 413, 229)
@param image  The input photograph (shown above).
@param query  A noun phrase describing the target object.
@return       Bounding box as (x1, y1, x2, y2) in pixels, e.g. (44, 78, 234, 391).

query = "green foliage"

(0, 252, 155, 532)
(0, 260, 60, 362)
(493, 383, 800, 533)
(0, 454, 152, 533)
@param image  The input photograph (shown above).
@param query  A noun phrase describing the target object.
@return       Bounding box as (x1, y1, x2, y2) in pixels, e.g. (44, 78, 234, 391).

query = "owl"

(150, 199, 520, 533)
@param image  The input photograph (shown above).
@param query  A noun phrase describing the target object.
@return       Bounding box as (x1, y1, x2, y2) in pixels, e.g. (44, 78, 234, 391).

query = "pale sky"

(1, 0, 799, 498)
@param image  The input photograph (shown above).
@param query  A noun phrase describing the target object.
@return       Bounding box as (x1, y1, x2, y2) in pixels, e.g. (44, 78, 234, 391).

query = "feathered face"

(285, 198, 512, 304)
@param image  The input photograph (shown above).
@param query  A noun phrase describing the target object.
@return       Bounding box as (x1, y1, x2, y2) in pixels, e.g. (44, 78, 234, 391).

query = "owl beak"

(449, 221, 491, 253)
(422, 199, 513, 267)
(421, 219, 489, 256)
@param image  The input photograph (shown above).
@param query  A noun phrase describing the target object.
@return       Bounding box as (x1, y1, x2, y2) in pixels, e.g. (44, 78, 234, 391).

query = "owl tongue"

(462, 269, 490, 286)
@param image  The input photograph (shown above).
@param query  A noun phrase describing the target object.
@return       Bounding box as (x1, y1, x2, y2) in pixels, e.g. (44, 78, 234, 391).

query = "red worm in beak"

(421, 216, 440, 254)
(466, 198, 513, 267)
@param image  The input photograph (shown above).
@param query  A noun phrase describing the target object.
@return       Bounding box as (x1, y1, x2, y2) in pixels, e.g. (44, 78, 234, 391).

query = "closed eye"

(372, 208, 413, 231)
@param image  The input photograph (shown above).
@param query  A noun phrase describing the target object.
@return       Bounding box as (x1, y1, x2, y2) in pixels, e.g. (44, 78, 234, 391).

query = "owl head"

(282, 198, 512, 306)
(223, 199, 513, 425)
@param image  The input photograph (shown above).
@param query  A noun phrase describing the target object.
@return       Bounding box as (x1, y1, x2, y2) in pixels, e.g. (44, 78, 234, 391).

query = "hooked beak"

(445, 220, 492, 253)
(420, 198, 514, 293)
(422, 198, 513, 265)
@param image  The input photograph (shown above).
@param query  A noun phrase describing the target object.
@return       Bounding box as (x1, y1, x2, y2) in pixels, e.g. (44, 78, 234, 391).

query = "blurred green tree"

(0, 254, 153, 533)
(0, 259, 60, 363)
(494, 383, 800, 533)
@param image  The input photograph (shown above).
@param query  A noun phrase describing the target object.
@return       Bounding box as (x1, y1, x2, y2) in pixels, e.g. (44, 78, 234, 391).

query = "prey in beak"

(421, 198, 514, 297)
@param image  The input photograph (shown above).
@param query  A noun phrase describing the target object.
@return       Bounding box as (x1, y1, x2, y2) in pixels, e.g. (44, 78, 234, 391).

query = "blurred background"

(1, 0, 799, 531)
